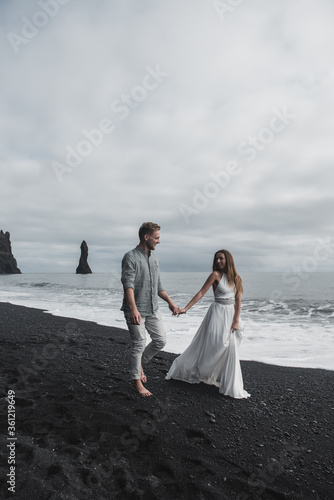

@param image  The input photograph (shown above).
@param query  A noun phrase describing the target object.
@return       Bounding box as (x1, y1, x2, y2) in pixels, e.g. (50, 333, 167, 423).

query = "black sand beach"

(0, 302, 333, 499)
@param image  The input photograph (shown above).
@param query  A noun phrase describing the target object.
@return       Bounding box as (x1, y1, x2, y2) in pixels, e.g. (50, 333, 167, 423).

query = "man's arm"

(156, 264, 179, 314)
(122, 254, 141, 324)
(158, 290, 179, 315)
(125, 288, 141, 325)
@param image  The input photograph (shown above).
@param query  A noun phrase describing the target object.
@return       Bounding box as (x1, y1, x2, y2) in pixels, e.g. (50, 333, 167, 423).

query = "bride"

(166, 249, 250, 399)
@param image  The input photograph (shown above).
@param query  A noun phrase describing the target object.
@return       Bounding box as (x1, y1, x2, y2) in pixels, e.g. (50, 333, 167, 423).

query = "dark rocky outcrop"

(0, 230, 21, 274)
(76, 240, 92, 274)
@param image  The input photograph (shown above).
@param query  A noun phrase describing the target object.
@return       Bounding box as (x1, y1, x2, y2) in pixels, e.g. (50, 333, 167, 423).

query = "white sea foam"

(0, 272, 333, 371)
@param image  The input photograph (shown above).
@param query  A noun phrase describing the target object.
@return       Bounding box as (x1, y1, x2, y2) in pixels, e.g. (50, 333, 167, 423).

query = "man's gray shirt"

(121, 245, 164, 315)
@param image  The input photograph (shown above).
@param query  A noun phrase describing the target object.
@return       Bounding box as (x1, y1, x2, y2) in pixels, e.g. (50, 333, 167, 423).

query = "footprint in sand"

(183, 456, 215, 476)
(133, 408, 154, 418)
(185, 428, 212, 446)
(153, 462, 175, 481)
(111, 390, 132, 400)
(47, 464, 62, 477)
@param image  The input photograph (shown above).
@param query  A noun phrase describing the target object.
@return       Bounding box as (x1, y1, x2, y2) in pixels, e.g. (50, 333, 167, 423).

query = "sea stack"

(0, 229, 21, 274)
(0, 230, 21, 274)
(76, 240, 92, 274)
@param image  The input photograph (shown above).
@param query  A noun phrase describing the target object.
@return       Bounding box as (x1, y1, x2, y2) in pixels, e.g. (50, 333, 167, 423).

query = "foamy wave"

(1, 272, 333, 371)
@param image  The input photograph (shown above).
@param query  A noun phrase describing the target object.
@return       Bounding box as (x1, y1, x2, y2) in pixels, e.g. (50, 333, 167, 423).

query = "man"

(121, 222, 179, 396)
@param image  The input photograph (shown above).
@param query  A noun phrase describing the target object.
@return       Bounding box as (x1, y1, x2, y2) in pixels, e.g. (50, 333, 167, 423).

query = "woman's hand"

(177, 308, 187, 317)
(231, 319, 239, 332)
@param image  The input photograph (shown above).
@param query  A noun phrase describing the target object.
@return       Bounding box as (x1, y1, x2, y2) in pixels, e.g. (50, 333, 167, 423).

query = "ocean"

(1, 272, 333, 371)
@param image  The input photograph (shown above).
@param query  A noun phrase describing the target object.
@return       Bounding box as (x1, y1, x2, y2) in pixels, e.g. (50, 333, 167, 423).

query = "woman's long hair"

(212, 249, 243, 298)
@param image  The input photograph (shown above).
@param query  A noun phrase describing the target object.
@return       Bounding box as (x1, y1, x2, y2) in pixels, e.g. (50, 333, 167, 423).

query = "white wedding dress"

(166, 274, 250, 399)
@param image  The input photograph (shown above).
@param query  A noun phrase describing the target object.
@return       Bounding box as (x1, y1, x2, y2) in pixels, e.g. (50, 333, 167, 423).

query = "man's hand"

(177, 308, 186, 317)
(169, 303, 180, 315)
(130, 308, 141, 325)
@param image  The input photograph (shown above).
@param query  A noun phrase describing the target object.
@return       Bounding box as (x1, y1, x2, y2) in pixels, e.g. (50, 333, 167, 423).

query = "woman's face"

(215, 252, 226, 270)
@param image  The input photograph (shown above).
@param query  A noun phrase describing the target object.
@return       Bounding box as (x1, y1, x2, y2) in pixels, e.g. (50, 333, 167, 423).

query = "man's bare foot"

(134, 379, 152, 397)
(141, 366, 147, 384)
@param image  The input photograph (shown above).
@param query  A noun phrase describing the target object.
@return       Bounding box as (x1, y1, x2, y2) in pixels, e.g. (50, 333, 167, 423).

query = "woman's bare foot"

(141, 366, 147, 384)
(134, 379, 152, 397)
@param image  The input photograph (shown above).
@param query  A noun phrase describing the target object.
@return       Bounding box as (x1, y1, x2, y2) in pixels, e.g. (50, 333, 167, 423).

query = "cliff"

(0, 230, 21, 274)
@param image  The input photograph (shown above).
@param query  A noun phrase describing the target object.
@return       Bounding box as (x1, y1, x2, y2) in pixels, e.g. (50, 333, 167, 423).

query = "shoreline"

(0, 301, 333, 499)
(2, 300, 333, 373)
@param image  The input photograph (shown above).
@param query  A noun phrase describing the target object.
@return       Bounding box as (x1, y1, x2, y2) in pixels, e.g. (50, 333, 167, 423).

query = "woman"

(166, 250, 250, 399)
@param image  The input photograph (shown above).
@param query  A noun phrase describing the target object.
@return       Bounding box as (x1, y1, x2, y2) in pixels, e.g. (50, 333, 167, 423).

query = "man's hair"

(138, 222, 161, 241)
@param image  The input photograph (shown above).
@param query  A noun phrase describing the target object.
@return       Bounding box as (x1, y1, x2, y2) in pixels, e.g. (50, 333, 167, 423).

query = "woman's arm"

(178, 272, 219, 316)
(231, 295, 241, 332)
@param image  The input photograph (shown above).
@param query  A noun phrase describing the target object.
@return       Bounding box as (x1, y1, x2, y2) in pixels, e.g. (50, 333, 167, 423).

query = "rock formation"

(76, 240, 92, 274)
(0, 230, 22, 274)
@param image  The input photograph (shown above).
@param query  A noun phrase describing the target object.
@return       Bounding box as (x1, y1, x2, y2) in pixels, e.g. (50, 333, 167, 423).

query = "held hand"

(177, 308, 187, 317)
(169, 303, 179, 315)
(231, 320, 239, 332)
(130, 308, 141, 325)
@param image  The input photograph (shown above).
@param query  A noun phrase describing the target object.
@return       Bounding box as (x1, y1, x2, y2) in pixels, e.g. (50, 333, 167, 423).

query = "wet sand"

(0, 302, 333, 499)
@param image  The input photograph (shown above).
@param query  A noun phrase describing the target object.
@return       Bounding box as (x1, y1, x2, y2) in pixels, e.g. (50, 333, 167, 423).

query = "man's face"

(145, 230, 160, 251)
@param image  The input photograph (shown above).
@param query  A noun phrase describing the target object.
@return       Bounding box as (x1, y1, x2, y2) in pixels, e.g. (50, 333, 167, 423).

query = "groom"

(121, 222, 179, 396)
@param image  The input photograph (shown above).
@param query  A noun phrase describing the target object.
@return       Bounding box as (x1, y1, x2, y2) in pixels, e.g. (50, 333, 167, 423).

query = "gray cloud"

(1, 0, 333, 273)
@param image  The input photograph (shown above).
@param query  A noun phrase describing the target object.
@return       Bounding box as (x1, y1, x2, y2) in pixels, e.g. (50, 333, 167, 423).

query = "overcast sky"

(1, 0, 334, 273)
